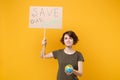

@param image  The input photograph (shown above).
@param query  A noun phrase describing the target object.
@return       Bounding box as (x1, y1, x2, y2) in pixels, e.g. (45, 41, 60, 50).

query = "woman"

(41, 30, 84, 80)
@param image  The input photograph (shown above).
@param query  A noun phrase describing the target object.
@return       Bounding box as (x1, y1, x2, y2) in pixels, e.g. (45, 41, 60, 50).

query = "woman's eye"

(69, 37, 72, 39)
(64, 37, 67, 40)
(69, 37, 73, 40)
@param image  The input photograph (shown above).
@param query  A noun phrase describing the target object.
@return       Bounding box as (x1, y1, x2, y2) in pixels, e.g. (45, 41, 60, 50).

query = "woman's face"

(64, 34, 74, 47)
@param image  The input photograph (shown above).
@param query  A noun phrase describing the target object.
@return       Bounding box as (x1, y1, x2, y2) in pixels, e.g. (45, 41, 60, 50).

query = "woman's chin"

(66, 45, 72, 47)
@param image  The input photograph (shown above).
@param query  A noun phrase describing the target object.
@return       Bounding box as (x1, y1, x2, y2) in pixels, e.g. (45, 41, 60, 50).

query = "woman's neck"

(65, 46, 72, 50)
(64, 47, 75, 54)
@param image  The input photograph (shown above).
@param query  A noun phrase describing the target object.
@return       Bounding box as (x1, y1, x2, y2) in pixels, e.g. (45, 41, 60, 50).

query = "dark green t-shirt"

(53, 49, 84, 80)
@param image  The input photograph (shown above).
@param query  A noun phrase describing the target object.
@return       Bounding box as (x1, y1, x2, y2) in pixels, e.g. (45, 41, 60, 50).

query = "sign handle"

(44, 27, 46, 39)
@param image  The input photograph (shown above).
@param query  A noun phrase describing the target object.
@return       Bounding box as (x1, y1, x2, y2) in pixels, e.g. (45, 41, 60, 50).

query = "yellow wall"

(0, 0, 120, 80)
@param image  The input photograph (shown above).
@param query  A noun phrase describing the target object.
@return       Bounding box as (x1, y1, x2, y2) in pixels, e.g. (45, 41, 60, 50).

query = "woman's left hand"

(65, 71, 73, 76)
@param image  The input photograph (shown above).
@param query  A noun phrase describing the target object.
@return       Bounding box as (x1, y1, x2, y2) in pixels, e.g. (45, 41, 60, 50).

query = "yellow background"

(0, 0, 120, 80)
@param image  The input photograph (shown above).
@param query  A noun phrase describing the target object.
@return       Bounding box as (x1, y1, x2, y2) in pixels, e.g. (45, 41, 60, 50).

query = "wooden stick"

(44, 28, 46, 39)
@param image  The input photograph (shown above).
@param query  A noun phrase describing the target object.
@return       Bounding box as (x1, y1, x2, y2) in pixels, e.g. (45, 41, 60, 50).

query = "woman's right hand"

(42, 38, 47, 46)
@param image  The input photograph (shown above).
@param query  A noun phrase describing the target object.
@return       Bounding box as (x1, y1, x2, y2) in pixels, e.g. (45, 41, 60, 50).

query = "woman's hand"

(65, 71, 73, 76)
(42, 38, 47, 46)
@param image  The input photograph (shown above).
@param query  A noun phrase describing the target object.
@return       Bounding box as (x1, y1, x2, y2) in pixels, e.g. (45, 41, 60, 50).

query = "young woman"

(41, 30, 84, 80)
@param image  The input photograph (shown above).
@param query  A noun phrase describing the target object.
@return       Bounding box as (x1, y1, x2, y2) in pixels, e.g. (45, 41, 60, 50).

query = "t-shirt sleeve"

(52, 50, 59, 59)
(77, 52, 84, 62)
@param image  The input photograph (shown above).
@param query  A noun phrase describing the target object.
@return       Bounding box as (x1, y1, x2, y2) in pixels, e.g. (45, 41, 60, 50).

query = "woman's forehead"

(64, 34, 72, 38)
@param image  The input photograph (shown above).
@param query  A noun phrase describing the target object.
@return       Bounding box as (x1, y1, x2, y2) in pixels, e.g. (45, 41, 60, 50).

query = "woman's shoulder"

(53, 49, 64, 53)
(75, 50, 84, 61)
(75, 50, 84, 56)
(52, 49, 64, 58)
(75, 50, 82, 54)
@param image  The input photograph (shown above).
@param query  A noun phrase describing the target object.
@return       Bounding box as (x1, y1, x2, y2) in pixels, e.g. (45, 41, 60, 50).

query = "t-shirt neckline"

(62, 49, 77, 56)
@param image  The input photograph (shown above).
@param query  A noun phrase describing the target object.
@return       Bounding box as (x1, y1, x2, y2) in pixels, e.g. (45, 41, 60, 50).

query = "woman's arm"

(40, 38, 54, 59)
(72, 61, 83, 76)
